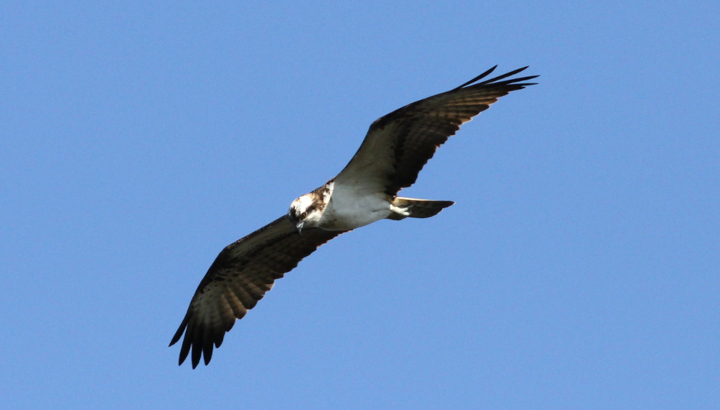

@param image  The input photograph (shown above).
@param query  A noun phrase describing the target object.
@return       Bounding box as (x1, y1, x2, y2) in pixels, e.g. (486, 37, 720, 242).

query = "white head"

(288, 193, 323, 233)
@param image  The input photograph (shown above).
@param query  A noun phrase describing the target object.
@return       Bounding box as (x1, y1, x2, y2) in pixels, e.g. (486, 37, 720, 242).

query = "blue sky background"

(1, 1, 718, 408)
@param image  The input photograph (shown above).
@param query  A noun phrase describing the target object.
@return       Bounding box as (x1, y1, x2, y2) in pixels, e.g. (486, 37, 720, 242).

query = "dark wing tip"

(173, 322, 221, 368)
(168, 314, 210, 368)
(452, 65, 498, 90)
(456, 66, 539, 91)
(169, 314, 189, 347)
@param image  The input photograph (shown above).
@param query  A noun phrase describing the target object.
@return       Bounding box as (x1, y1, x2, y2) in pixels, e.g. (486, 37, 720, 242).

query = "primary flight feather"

(170, 66, 538, 368)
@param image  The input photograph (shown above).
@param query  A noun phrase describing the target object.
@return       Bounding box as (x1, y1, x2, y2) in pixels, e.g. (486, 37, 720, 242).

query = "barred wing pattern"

(169, 216, 346, 368)
(170, 66, 537, 368)
(335, 66, 537, 196)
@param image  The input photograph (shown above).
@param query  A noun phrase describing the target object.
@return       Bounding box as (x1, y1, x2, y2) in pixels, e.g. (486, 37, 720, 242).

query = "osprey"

(170, 66, 537, 368)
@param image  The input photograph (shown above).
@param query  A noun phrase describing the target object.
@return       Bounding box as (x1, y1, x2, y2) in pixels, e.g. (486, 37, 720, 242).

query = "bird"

(170, 66, 538, 368)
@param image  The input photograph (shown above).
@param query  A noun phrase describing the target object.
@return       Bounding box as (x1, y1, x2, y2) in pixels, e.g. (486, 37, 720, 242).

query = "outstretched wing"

(335, 66, 538, 196)
(170, 216, 345, 368)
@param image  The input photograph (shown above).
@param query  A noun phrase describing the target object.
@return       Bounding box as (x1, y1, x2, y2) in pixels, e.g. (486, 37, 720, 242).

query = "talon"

(389, 203, 411, 216)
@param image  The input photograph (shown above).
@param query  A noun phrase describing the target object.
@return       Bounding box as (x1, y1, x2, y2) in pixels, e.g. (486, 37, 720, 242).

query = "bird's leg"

(389, 203, 412, 217)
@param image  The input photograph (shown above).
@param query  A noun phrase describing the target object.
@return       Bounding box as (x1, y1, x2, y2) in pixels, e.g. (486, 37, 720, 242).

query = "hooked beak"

(296, 221, 304, 235)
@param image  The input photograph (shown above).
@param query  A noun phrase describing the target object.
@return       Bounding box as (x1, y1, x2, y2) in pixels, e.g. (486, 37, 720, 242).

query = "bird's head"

(288, 193, 322, 233)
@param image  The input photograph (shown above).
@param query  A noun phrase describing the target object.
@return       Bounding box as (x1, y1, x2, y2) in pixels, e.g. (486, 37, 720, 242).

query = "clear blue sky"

(1, 1, 718, 408)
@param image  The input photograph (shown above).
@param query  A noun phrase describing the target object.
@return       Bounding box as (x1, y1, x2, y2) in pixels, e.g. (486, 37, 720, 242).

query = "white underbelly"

(319, 184, 391, 230)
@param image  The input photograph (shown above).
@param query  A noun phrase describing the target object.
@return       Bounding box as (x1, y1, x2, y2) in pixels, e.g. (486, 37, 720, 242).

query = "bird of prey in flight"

(170, 66, 538, 368)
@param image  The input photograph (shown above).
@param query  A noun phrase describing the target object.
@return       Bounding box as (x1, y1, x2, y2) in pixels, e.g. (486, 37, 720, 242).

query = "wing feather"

(170, 215, 346, 368)
(335, 66, 537, 196)
(170, 66, 537, 368)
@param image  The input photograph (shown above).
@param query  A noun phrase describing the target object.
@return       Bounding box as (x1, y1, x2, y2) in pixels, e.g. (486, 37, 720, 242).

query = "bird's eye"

(300, 212, 307, 219)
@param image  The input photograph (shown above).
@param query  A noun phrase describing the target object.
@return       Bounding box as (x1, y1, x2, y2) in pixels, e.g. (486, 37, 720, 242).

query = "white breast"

(318, 180, 392, 230)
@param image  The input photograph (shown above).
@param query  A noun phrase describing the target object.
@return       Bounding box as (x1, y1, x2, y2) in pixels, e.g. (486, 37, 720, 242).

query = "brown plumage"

(170, 66, 537, 368)
(170, 217, 345, 368)
(336, 66, 537, 196)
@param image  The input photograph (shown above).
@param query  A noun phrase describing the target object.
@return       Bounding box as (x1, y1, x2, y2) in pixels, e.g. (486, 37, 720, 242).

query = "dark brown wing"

(335, 66, 538, 196)
(169, 215, 346, 368)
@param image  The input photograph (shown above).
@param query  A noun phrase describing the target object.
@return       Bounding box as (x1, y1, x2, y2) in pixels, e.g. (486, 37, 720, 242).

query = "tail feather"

(386, 197, 454, 220)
